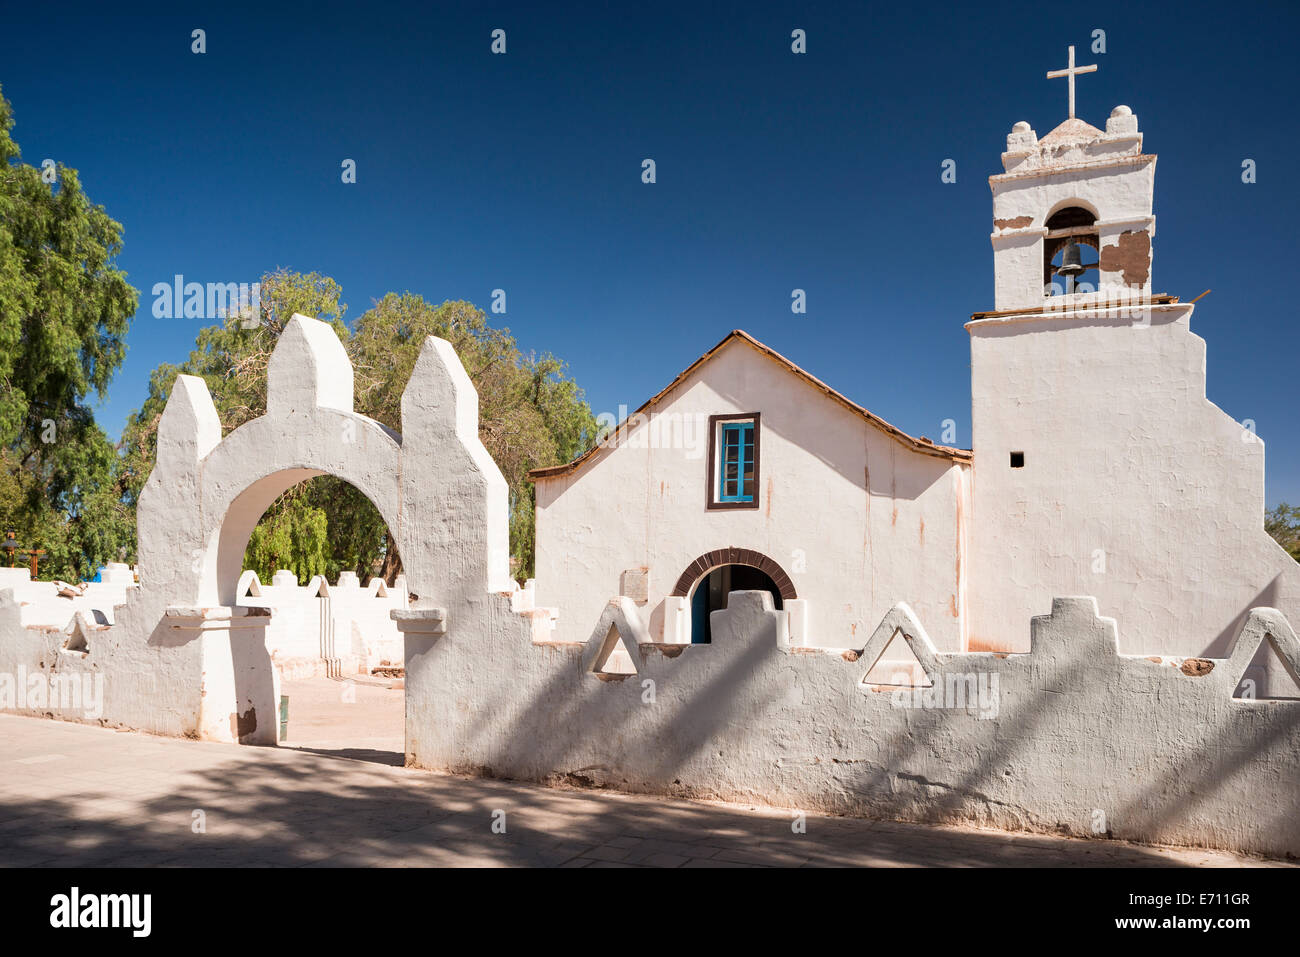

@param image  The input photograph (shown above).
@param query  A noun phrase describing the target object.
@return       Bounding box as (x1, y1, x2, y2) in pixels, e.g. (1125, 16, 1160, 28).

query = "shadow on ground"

(0, 727, 1244, 868)
(288, 745, 405, 767)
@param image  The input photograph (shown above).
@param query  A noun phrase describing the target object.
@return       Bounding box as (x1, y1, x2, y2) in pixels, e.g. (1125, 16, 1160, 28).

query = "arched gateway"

(136, 315, 519, 745)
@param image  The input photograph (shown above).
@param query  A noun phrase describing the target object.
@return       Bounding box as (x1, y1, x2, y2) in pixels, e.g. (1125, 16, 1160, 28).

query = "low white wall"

(404, 590, 1300, 860)
(0, 564, 138, 628)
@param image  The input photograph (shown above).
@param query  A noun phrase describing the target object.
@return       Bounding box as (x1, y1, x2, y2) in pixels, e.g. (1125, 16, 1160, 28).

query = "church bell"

(1057, 242, 1086, 278)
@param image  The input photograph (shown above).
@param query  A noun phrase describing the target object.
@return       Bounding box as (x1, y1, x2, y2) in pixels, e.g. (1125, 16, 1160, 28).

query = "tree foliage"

(1266, 503, 1300, 562)
(0, 86, 137, 579)
(244, 501, 330, 586)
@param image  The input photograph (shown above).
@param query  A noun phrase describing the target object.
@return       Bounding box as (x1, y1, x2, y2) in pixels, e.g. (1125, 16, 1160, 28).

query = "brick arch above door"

(671, 548, 797, 601)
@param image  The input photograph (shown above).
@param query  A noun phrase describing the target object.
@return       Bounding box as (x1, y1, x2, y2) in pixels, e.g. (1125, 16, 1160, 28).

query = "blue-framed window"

(718, 422, 755, 502)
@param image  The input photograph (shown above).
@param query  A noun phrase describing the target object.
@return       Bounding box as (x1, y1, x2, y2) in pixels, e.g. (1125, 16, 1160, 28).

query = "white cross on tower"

(1046, 45, 1097, 120)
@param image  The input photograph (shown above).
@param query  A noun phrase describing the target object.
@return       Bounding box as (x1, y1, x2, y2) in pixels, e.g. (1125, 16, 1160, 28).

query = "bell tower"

(966, 50, 1300, 699)
(989, 47, 1156, 312)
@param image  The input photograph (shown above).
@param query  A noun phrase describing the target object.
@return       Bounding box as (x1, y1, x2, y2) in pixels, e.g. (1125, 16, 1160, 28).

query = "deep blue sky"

(4, 0, 1297, 503)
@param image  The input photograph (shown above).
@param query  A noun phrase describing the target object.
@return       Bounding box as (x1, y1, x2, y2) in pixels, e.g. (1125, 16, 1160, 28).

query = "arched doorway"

(672, 548, 797, 644)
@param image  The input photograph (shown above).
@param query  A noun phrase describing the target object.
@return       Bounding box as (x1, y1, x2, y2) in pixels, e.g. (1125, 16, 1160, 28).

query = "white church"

(529, 48, 1299, 695)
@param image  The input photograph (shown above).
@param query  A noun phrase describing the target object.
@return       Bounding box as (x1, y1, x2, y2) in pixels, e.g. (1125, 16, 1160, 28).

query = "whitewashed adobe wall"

(533, 335, 971, 654)
(967, 303, 1300, 697)
(0, 299, 1295, 858)
(411, 590, 1300, 859)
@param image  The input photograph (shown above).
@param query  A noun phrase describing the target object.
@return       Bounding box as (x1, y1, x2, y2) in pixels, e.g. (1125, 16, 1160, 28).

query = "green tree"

(1266, 503, 1300, 562)
(0, 86, 137, 579)
(244, 501, 330, 586)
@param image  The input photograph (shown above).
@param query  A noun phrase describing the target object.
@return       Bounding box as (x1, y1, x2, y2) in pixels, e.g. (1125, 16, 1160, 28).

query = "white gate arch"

(134, 314, 519, 744)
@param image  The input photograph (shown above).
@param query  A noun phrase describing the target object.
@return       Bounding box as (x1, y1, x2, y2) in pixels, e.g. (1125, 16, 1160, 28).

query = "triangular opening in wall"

(861, 628, 932, 687)
(591, 624, 638, 677)
(63, 625, 89, 655)
(1232, 633, 1300, 701)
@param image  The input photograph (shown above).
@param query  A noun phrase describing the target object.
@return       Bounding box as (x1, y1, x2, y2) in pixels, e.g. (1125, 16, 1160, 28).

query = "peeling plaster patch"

(1180, 658, 1214, 677)
(994, 215, 1034, 229)
(841, 649, 861, 662)
(231, 707, 257, 740)
(1099, 229, 1151, 285)
(556, 769, 602, 788)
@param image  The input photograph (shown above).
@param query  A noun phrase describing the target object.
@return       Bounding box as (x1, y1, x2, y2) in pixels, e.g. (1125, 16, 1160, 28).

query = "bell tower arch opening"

(1044, 205, 1099, 297)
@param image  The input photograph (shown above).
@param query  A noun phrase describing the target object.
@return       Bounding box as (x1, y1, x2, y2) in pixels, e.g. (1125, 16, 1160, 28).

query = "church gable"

(529, 330, 968, 488)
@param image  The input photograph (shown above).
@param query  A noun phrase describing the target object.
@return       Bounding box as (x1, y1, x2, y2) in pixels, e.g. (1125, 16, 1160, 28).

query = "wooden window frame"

(706, 412, 761, 511)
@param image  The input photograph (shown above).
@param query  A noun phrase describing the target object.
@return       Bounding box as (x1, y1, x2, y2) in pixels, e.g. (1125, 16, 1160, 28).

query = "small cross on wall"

(1046, 45, 1098, 120)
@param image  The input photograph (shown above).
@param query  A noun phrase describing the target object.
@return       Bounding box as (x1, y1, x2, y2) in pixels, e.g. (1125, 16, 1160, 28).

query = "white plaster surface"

(992, 111, 1153, 310)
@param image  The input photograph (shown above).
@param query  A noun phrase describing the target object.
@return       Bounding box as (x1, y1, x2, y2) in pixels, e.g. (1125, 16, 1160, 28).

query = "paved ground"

(279, 675, 404, 759)
(0, 708, 1290, 867)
